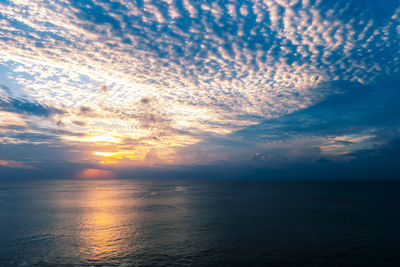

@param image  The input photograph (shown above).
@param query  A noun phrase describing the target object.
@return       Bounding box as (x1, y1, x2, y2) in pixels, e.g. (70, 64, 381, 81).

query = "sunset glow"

(77, 169, 116, 179)
(0, 0, 398, 179)
(93, 152, 123, 158)
(0, 1, 399, 266)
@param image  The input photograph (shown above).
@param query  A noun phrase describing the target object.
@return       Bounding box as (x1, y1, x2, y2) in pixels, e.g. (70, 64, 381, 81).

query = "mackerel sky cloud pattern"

(0, 0, 399, 176)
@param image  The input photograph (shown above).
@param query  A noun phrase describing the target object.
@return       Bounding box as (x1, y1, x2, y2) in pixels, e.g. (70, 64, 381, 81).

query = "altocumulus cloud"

(0, 0, 399, 177)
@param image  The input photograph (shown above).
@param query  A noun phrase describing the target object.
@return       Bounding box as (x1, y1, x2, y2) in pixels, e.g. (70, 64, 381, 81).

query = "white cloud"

(0, 0, 399, 163)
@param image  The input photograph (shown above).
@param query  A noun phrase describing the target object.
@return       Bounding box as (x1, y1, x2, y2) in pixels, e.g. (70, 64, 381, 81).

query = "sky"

(0, 0, 399, 179)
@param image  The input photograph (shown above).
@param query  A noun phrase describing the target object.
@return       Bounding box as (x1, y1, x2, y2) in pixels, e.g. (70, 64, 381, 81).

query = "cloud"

(349, 137, 400, 159)
(0, 84, 11, 95)
(236, 78, 400, 139)
(1, 0, 398, 125)
(135, 97, 171, 131)
(99, 84, 108, 94)
(77, 106, 96, 117)
(0, 96, 64, 117)
(0, 0, 399, 172)
(0, 160, 37, 169)
(174, 78, 400, 166)
(71, 120, 86, 127)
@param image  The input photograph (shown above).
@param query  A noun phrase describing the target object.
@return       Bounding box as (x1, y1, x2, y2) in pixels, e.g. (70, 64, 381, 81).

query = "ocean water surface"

(1, 179, 400, 266)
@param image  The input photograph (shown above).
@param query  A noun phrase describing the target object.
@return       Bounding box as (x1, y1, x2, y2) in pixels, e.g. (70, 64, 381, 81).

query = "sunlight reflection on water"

(78, 186, 131, 261)
(1, 179, 400, 266)
(69, 180, 191, 265)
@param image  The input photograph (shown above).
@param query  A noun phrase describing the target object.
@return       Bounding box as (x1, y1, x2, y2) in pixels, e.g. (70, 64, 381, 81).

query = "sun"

(77, 168, 115, 179)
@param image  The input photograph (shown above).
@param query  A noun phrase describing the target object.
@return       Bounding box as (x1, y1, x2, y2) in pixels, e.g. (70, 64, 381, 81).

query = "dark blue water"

(0, 179, 399, 266)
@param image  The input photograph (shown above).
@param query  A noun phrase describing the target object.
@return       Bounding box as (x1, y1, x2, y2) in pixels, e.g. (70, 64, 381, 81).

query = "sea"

(0, 179, 399, 266)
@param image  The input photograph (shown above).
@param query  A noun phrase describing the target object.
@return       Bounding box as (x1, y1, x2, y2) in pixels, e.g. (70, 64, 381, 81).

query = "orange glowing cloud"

(77, 168, 116, 179)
